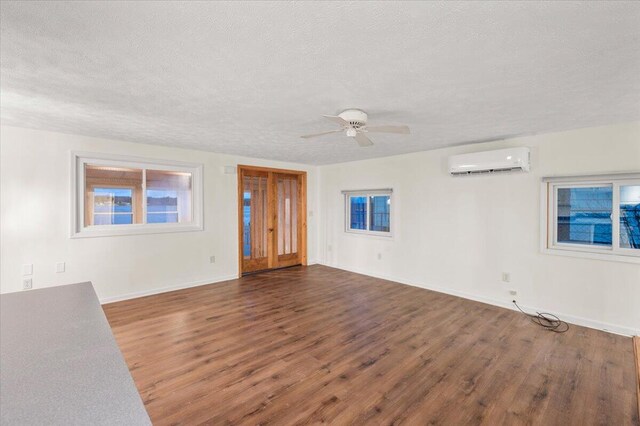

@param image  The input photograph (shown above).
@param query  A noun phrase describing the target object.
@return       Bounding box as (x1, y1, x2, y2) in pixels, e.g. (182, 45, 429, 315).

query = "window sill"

(541, 247, 640, 264)
(70, 223, 203, 238)
(345, 229, 394, 239)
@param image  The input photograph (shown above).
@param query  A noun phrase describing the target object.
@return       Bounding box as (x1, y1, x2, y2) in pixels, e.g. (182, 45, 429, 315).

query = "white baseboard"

(100, 274, 239, 304)
(99, 262, 637, 337)
(101, 262, 324, 305)
(321, 262, 638, 337)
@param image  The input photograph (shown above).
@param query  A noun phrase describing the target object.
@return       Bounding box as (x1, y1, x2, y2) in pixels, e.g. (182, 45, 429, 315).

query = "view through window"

(545, 176, 639, 260)
(345, 190, 392, 236)
(74, 154, 202, 237)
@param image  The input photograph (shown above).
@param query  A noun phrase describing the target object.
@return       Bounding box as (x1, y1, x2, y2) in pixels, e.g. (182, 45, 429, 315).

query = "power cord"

(512, 300, 569, 333)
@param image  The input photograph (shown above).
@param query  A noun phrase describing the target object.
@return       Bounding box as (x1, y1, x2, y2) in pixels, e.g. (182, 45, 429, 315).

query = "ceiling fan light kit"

(300, 109, 411, 147)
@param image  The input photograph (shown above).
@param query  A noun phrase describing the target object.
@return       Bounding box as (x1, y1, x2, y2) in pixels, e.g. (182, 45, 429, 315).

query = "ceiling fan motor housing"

(299, 109, 409, 144)
(339, 109, 368, 128)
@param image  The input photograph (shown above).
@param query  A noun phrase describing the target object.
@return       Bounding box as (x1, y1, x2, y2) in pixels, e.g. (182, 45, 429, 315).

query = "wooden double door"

(238, 165, 307, 274)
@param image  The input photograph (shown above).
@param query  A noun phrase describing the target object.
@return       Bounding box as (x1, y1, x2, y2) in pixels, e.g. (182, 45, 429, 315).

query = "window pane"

(620, 185, 640, 249)
(277, 177, 297, 256)
(556, 187, 612, 246)
(350, 196, 367, 230)
(146, 170, 192, 224)
(93, 188, 134, 225)
(85, 165, 142, 226)
(243, 190, 251, 258)
(244, 175, 268, 259)
(369, 195, 390, 232)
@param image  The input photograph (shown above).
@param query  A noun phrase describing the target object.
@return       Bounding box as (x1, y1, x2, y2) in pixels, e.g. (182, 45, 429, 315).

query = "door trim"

(237, 165, 307, 276)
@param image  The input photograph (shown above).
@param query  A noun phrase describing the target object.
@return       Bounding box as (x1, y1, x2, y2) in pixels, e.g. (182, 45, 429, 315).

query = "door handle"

(268, 228, 274, 232)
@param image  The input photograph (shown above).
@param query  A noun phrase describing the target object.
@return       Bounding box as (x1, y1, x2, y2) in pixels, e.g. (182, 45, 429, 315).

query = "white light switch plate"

(56, 262, 65, 273)
(23, 264, 33, 276)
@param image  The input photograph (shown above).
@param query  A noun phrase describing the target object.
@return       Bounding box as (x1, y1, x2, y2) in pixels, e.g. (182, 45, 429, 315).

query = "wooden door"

(239, 169, 269, 273)
(274, 173, 303, 268)
(238, 166, 306, 275)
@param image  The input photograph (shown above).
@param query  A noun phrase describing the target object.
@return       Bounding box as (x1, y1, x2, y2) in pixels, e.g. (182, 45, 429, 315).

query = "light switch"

(56, 262, 65, 273)
(23, 264, 33, 276)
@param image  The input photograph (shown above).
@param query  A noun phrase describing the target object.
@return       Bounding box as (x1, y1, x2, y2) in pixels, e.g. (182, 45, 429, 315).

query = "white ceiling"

(1, 1, 639, 165)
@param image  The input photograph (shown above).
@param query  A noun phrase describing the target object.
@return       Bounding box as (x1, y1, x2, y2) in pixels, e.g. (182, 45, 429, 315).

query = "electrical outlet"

(509, 289, 518, 297)
(501, 272, 511, 283)
(23, 278, 32, 290)
(56, 262, 65, 273)
(377, 253, 382, 260)
(209, 256, 216, 264)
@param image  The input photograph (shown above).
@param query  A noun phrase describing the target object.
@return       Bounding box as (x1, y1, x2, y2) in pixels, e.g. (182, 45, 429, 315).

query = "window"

(369, 195, 391, 232)
(556, 186, 612, 246)
(344, 189, 392, 236)
(93, 187, 135, 225)
(146, 169, 192, 224)
(72, 152, 203, 237)
(620, 185, 640, 249)
(542, 174, 639, 262)
(350, 196, 367, 230)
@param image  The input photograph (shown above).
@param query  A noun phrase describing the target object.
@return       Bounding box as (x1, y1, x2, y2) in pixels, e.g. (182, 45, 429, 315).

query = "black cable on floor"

(512, 300, 569, 333)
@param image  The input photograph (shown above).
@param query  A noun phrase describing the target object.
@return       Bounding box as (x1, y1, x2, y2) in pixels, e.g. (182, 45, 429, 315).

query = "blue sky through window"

(94, 187, 132, 197)
(147, 189, 178, 199)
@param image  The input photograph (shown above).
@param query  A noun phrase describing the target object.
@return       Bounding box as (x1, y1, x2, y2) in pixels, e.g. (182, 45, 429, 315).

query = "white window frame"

(540, 173, 640, 263)
(343, 189, 393, 237)
(71, 151, 204, 238)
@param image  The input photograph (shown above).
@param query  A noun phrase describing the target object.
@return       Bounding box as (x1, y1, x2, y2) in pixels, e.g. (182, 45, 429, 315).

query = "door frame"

(237, 165, 307, 276)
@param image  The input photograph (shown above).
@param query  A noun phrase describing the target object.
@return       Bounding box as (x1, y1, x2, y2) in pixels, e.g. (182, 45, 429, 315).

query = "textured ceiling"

(1, 1, 639, 165)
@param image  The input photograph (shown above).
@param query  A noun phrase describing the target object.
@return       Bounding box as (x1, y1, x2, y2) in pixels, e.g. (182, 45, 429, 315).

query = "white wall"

(318, 122, 640, 335)
(0, 126, 319, 301)
(2, 123, 639, 335)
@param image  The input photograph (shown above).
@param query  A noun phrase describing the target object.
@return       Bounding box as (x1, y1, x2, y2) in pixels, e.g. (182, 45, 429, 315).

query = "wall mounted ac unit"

(449, 147, 530, 175)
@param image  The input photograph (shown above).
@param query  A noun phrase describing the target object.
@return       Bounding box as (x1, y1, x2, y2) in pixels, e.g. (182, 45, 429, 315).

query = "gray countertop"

(0, 283, 151, 425)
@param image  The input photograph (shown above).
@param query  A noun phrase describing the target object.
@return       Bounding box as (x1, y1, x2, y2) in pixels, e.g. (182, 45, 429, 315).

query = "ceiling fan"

(300, 109, 410, 147)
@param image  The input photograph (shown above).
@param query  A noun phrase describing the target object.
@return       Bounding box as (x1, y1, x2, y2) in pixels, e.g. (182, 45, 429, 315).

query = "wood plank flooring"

(103, 265, 639, 425)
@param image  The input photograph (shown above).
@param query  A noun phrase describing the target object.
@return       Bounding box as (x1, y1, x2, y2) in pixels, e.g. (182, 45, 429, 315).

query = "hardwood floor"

(103, 265, 639, 425)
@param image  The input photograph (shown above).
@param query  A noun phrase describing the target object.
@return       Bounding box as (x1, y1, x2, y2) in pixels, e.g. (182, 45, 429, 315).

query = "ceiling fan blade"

(300, 129, 343, 139)
(354, 132, 373, 147)
(322, 115, 349, 127)
(365, 125, 411, 134)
